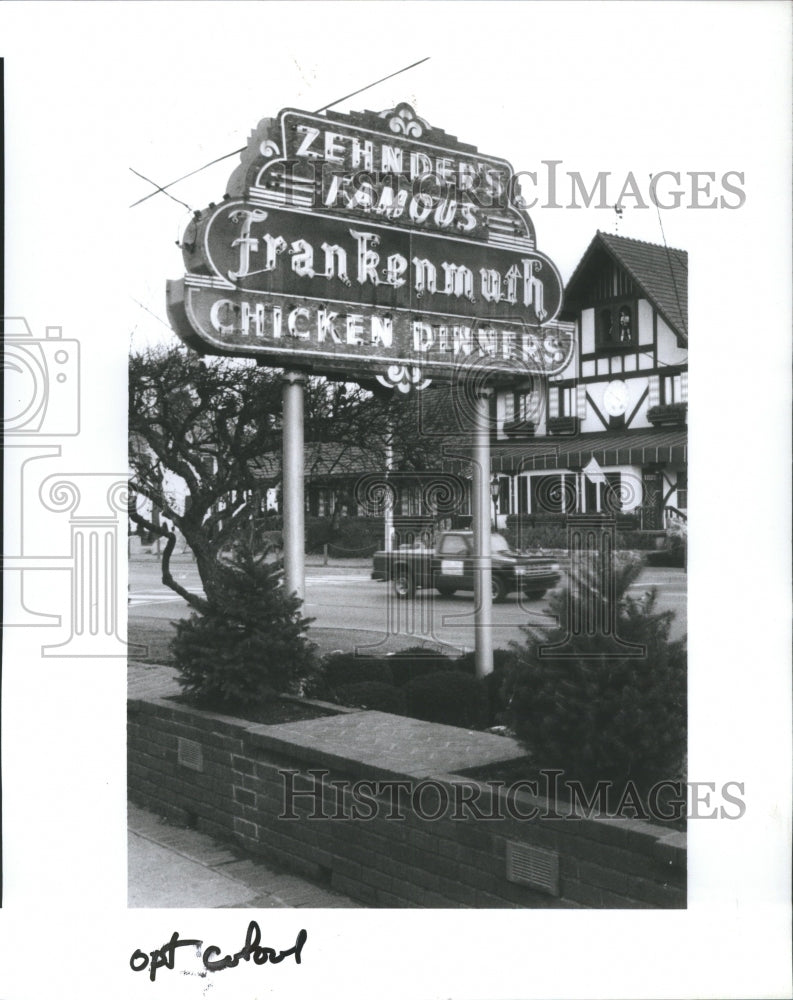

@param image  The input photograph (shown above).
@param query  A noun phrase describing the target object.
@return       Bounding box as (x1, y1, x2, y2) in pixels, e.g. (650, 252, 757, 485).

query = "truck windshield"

(490, 534, 512, 553)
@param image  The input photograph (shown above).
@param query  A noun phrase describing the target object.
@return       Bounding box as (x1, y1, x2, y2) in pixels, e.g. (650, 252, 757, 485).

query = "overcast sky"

(115, 1, 787, 348)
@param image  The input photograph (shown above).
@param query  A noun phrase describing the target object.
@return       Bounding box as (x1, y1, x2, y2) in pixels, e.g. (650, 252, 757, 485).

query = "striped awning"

(491, 428, 687, 473)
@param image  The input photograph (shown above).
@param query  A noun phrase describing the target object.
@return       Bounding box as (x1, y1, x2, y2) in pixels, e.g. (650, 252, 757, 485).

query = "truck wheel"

(490, 576, 507, 602)
(393, 567, 415, 599)
(436, 583, 456, 597)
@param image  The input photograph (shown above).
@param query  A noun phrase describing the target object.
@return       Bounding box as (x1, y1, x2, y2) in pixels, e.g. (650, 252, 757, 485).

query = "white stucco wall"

(638, 299, 653, 345)
(657, 315, 688, 365)
(581, 308, 594, 354)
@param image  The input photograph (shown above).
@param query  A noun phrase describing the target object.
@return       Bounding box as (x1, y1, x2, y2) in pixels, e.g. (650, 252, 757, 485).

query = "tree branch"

(129, 508, 209, 614)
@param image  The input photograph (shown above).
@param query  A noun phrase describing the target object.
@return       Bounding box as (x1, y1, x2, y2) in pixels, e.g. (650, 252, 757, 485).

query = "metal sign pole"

(282, 370, 306, 601)
(472, 388, 494, 678)
(384, 413, 394, 553)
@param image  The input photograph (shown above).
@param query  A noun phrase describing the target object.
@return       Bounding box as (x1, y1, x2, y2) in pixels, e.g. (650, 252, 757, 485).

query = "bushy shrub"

(645, 548, 685, 567)
(455, 647, 517, 676)
(304, 517, 334, 553)
(506, 515, 667, 552)
(616, 531, 663, 550)
(304, 516, 383, 556)
(171, 554, 317, 707)
(505, 517, 568, 550)
(320, 652, 394, 690)
(335, 681, 406, 714)
(388, 646, 459, 687)
(503, 553, 686, 797)
(404, 670, 489, 729)
(456, 648, 518, 725)
(645, 521, 687, 567)
(327, 517, 383, 557)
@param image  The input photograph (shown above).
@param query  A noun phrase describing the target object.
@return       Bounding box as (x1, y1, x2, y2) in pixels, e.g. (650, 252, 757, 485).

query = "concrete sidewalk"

(128, 662, 365, 908)
(128, 802, 361, 908)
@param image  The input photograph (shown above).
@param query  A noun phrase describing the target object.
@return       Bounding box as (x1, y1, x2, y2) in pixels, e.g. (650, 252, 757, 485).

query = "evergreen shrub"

(456, 648, 518, 724)
(171, 554, 317, 707)
(503, 553, 686, 797)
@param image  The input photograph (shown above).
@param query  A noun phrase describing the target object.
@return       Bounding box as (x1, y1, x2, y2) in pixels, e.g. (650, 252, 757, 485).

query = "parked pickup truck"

(372, 530, 561, 602)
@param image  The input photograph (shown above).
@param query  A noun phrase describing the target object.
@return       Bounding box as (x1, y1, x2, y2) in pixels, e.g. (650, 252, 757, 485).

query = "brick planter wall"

(128, 696, 686, 909)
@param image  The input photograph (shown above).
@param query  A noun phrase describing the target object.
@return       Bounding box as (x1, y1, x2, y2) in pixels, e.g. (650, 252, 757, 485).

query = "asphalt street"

(129, 557, 687, 649)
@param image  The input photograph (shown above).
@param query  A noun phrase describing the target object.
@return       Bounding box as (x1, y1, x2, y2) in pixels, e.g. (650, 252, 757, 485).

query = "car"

(372, 530, 561, 602)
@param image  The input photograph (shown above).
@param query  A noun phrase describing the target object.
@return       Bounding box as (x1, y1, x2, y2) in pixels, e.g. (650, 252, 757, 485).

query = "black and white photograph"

(1, 2, 791, 999)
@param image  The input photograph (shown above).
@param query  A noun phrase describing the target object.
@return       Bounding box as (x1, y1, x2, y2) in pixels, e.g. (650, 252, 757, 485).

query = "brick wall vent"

(177, 737, 204, 772)
(506, 841, 560, 895)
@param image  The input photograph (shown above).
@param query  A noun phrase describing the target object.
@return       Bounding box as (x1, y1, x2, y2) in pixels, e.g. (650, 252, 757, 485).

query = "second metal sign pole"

(472, 388, 494, 678)
(282, 370, 306, 602)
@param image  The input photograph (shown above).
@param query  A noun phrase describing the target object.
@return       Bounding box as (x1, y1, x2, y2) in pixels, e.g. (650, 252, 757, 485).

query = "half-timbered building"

(491, 232, 688, 534)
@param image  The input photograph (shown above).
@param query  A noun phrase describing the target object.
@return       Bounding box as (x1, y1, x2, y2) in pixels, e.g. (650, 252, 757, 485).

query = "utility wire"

(130, 151, 245, 209)
(129, 167, 195, 211)
(651, 174, 688, 340)
(131, 296, 177, 332)
(314, 56, 429, 114)
(129, 56, 430, 209)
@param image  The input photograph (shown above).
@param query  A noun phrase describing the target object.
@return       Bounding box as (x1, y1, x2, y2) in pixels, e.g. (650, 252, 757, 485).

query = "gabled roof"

(564, 232, 688, 344)
(252, 442, 383, 480)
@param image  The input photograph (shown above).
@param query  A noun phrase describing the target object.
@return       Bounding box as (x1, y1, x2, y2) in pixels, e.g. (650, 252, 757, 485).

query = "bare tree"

(129, 344, 455, 600)
(129, 345, 285, 606)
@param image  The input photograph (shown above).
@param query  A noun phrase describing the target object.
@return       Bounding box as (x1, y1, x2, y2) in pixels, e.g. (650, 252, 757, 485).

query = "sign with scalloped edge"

(167, 103, 573, 390)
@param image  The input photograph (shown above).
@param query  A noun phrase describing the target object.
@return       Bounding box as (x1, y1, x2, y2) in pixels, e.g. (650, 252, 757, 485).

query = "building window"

(585, 472, 623, 513)
(603, 473, 624, 513)
(660, 373, 683, 404)
(556, 386, 576, 417)
(517, 475, 529, 514)
(514, 389, 539, 422)
(531, 474, 576, 514)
